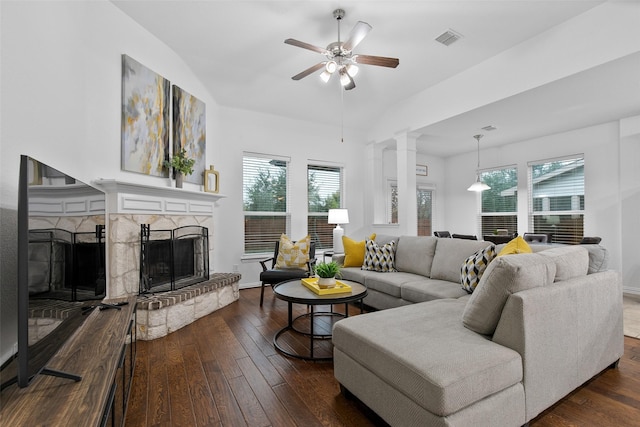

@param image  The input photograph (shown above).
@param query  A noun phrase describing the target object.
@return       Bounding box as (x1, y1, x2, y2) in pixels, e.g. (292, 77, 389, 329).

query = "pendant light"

(467, 134, 491, 192)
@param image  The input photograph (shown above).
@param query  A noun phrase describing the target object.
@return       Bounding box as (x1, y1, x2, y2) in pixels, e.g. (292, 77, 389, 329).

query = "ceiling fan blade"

(342, 21, 372, 52)
(291, 63, 325, 80)
(284, 38, 327, 54)
(353, 54, 399, 68)
(344, 75, 356, 91)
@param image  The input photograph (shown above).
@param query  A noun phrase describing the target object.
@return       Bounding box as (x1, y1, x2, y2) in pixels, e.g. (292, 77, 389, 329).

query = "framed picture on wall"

(416, 164, 428, 176)
(121, 54, 170, 177)
(173, 85, 206, 185)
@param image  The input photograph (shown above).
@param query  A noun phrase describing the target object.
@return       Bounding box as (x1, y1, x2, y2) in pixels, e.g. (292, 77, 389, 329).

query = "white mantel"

(91, 179, 224, 299)
(93, 178, 225, 215)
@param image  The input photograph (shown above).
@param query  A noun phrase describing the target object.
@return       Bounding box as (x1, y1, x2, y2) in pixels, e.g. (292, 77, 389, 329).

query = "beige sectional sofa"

(332, 235, 623, 427)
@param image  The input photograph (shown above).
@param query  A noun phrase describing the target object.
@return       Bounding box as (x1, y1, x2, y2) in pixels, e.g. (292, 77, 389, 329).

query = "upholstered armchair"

(523, 232, 550, 243)
(433, 231, 451, 238)
(259, 241, 316, 306)
(452, 233, 477, 240)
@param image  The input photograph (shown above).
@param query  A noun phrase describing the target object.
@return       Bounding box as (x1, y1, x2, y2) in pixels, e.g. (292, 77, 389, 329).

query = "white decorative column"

(395, 131, 418, 235)
(367, 141, 386, 225)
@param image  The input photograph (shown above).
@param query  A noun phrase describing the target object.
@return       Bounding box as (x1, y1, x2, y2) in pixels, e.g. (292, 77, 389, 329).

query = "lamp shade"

(467, 134, 490, 192)
(328, 209, 349, 224)
(467, 177, 491, 192)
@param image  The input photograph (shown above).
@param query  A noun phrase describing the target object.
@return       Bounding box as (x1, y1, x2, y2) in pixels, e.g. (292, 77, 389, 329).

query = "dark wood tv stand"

(0, 296, 137, 426)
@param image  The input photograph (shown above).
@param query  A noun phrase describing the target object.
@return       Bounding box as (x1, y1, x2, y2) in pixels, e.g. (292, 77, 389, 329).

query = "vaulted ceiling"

(112, 1, 640, 157)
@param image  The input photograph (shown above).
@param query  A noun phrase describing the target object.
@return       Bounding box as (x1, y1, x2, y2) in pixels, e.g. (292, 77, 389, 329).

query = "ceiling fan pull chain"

(341, 84, 345, 143)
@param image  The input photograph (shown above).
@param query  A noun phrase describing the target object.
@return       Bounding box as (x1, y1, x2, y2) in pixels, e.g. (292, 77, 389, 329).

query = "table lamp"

(328, 209, 349, 253)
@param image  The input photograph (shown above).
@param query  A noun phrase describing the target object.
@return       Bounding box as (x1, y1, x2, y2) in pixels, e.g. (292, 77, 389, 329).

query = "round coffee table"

(272, 279, 367, 360)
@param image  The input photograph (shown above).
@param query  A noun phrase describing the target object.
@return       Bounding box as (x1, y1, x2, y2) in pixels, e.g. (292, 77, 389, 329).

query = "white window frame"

(387, 179, 435, 235)
(528, 154, 584, 244)
(307, 161, 344, 251)
(242, 152, 291, 255)
(478, 165, 518, 238)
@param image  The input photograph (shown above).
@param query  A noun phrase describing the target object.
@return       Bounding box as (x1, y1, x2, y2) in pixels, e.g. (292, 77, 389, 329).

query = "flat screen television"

(0, 155, 106, 389)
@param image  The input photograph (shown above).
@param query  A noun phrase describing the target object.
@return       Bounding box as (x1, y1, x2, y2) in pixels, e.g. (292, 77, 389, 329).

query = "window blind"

(308, 164, 342, 250)
(528, 156, 584, 244)
(243, 154, 290, 253)
(479, 167, 518, 237)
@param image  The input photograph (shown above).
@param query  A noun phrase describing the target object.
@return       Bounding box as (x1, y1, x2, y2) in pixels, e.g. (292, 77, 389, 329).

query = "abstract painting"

(121, 54, 170, 177)
(173, 85, 206, 184)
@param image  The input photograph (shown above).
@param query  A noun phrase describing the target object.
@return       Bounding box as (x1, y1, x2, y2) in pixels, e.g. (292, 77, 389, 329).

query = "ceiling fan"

(285, 9, 399, 90)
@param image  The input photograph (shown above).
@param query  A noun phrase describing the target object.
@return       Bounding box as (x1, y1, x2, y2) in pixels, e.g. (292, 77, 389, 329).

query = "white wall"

(0, 0, 223, 366)
(378, 148, 446, 232)
(214, 106, 368, 287)
(442, 120, 640, 294)
(0, 1, 370, 297)
(367, 1, 640, 141)
(0, 0, 367, 362)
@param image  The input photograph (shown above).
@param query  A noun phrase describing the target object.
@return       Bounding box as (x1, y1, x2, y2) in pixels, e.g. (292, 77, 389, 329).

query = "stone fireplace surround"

(93, 179, 238, 340)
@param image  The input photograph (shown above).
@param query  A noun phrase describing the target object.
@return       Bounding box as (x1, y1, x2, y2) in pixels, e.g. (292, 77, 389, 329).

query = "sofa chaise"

(332, 235, 623, 427)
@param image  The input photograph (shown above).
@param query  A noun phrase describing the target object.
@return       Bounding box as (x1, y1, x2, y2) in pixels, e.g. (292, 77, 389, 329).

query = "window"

(417, 187, 433, 237)
(388, 182, 433, 236)
(243, 154, 290, 254)
(479, 167, 518, 237)
(308, 164, 343, 250)
(528, 156, 584, 244)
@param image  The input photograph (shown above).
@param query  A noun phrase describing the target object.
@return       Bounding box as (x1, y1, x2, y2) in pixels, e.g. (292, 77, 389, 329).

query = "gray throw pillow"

(462, 253, 556, 335)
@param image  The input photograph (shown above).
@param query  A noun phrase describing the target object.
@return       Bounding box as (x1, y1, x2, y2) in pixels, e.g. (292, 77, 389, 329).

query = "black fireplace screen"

(28, 226, 106, 301)
(139, 224, 209, 294)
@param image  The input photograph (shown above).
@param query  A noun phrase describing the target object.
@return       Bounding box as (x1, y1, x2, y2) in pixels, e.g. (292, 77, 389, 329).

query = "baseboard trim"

(239, 282, 261, 290)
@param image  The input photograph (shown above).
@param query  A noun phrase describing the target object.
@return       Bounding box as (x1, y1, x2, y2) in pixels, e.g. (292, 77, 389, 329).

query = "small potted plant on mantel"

(164, 148, 195, 188)
(314, 261, 341, 289)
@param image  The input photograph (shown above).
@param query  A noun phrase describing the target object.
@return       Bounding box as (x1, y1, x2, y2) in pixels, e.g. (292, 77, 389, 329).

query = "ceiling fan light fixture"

(320, 70, 332, 83)
(285, 8, 399, 91)
(346, 63, 359, 77)
(339, 68, 350, 86)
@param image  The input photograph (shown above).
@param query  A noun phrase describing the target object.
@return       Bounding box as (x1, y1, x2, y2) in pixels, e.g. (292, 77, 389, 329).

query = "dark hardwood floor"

(125, 287, 640, 426)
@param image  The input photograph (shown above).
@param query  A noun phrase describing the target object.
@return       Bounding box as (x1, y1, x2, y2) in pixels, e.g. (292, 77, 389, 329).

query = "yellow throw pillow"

(275, 234, 311, 270)
(497, 235, 532, 256)
(342, 233, 376, 268)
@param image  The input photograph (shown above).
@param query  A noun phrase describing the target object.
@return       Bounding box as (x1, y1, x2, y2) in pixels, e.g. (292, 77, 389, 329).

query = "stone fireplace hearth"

(93, 179, 238, 340)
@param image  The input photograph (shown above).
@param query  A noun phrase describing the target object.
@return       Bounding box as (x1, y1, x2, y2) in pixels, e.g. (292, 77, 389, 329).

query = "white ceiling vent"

(481, 125, 498, 132)
(435, 29, 463, 46)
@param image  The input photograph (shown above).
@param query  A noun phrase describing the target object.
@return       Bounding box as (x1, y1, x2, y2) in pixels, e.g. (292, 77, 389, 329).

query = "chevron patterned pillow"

(461, 244, 496, 293)
(362, 239, 397, 272)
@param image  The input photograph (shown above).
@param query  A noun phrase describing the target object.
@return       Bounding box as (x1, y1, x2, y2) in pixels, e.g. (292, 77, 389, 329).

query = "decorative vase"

(175, 172, 183, 188)
(317, 276, 336, 289)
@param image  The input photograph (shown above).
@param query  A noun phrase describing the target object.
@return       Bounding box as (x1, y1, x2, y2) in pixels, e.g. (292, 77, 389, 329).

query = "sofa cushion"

(497, 236, 532, 256)
(461, 245, 497, 293)
(364, 272, 427, 298)
(526, 243, 608, 275)
(538, 246, 588, 281)
(430, 239, 493, 282)
(462, 253, 556, 335)
(395, 236, 437, 277)
(342, 233, 376, 268)
(362, 239, 397, 272)
(374, 234, 399, 245)
(332, 299, 523, 417)
(274, 234, 310, 270)
(582, 244, 609, 273)
(401, 279, 468, 303)
(338, 267, 379, 284)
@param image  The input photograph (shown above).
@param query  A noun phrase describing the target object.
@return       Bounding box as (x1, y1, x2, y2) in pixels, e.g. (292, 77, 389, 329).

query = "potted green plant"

(164, 148, 195, 188)
(314, 261, 341, 289)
